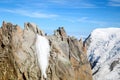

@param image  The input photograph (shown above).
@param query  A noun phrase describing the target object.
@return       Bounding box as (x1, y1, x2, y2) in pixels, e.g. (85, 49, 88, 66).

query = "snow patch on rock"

(35, 34, 50, 78)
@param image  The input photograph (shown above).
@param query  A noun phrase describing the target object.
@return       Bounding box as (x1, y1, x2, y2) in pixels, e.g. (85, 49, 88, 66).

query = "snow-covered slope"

(87, 28, 120, 80)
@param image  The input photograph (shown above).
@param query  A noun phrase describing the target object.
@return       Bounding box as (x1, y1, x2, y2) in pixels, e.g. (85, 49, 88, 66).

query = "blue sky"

(0, 0, 120, 38)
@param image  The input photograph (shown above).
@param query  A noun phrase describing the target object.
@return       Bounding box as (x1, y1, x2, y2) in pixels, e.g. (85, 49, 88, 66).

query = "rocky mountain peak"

(0, 22, 92, 80)
(24, 22, 44, 35)
(54, 27, 67, 40)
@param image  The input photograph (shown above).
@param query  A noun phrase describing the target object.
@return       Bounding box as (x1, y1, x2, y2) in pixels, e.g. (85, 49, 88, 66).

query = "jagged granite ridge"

(0, 21, 92, 80)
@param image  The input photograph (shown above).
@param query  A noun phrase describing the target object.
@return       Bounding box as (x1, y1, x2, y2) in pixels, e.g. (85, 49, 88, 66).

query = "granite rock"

(0, 22, 92, 80)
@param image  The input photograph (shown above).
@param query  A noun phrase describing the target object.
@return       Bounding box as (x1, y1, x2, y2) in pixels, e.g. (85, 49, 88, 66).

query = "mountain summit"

(85, 28, 120, 80)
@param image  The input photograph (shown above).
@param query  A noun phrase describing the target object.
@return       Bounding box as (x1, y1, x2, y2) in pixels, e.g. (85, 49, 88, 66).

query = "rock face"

(85, 28, 120, 80)
(0, 22, 92, 80)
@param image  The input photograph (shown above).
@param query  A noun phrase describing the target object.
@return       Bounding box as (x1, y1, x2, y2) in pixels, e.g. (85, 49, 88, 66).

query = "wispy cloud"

(108, 0, 120, 6)
(77, 17, 120, 27)
(2, 9, 58, 18)
(0, 0, 13, 3)
(77, 17, 88, 22)
(75, 3, 96, 8)
(77, 17, 107, 26)
(47, 0, 67, 5)
(46, 0, 96, 8)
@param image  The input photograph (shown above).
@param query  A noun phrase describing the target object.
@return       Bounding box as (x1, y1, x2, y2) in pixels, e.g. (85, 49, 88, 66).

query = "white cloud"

(78, 17, 107, 26)
(110, 0, 120, 3)
(109, 3, 120, 6)
(77, 17, 88, 22)
(108, 0, 120, 6)
(48, 0, 67, 4)
(61, 17, 107, 26)
(0, 0, 13, 3)
(77, 17, 120, 28)
(76, 3, 96, 8)
(3, 9, 58, 18)
(47, 0, 96, 8)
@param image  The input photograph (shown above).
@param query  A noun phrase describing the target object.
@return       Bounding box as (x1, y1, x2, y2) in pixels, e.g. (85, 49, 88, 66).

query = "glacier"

(87, 28, 120, 80)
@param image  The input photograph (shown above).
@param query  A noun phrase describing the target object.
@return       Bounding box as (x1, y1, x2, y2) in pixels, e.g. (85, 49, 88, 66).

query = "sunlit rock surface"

(0, 22, 92, 80)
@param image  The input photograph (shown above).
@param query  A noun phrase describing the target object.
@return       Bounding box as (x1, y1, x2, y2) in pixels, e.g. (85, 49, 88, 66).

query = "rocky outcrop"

(0, 21, 92, 80)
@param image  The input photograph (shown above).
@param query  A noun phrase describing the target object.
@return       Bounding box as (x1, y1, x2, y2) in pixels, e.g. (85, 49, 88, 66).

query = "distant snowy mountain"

(86, 28, 120, 80)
